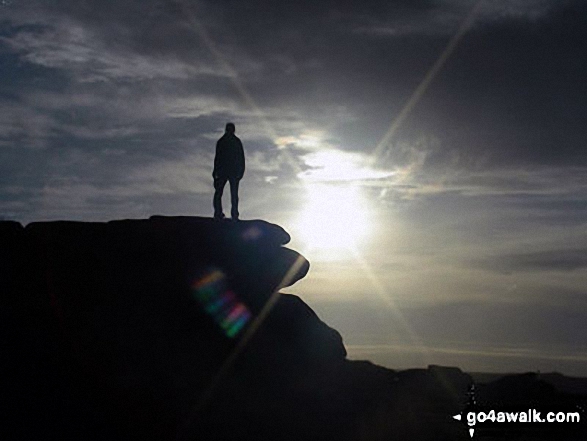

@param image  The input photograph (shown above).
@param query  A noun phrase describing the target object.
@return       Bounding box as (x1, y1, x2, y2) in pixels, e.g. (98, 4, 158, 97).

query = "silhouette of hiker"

(213, 122, 245, 220)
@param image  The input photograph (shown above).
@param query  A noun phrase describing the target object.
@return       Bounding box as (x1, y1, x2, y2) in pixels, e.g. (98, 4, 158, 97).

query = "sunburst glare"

(293, 183, 371, 260)
(291, 148, 393, 260)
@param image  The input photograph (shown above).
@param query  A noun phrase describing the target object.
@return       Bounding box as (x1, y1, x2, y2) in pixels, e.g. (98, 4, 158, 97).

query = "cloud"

(353, 0, 560, 37)
(472, 249, 587, 274)
(1, 0, 586, 223)
(6, 0, 583, 170)
(297, 148, 395, 183)
(386, 163, 587, 199)
(1, 19, 227, 83)
(0, 100, 57, 149)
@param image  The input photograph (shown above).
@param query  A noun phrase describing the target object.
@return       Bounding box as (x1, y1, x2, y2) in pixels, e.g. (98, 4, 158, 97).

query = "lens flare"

(192, 270, 251, 338)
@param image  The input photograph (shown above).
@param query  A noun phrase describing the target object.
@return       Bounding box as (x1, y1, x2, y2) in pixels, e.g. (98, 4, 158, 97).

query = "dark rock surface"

(2, 216, 472, 440)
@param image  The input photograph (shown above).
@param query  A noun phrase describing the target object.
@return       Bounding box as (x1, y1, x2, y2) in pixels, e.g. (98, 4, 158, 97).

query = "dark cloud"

(1, 0, 586, 215)
(472, 249, 587, 274)
(388, 0, 587, 169)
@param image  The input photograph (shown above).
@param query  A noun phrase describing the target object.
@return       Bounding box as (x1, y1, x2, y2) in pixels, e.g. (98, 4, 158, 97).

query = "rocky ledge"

(1, 216, 472, 441)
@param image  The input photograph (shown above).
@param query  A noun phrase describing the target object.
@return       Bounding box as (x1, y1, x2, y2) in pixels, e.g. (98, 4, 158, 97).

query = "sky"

(1, 0, 586, 375)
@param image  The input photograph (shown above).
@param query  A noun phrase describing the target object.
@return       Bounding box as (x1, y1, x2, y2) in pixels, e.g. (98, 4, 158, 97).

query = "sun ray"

(371, 0, 485, 164)
(348, 246, 433, 366)
(177, 0, 303, 175)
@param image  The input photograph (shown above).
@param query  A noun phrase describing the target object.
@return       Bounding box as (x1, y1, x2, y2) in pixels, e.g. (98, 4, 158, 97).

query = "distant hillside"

(470, 371, 587, 396)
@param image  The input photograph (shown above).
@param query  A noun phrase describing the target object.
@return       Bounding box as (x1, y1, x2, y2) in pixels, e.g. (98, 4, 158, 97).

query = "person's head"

(225, 122, 235, 134)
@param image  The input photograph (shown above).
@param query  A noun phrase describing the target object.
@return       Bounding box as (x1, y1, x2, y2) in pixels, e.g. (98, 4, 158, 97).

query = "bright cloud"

(298, 149, 395, 183)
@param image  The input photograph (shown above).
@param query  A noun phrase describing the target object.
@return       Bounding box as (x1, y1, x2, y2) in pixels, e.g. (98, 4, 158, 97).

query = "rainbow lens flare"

(191, 270, 252, 338)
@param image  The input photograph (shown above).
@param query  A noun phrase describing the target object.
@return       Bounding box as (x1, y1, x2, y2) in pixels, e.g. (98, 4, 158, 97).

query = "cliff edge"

(1, 216, 470, 440)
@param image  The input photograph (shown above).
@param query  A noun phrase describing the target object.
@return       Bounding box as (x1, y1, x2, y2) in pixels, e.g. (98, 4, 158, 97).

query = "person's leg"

(213, 177, 227, 219)
(229, 177, 240, 220)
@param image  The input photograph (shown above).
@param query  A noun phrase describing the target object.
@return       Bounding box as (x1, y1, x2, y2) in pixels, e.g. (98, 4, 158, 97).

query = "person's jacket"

(213, 133, 245, 179)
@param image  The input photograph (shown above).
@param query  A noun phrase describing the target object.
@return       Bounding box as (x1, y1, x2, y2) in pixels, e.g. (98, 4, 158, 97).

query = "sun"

(293, 183, 371, 259)
(288, 146, 391, 260)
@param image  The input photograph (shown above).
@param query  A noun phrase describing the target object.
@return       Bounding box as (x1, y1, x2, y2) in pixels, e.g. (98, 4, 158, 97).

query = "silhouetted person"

(213, 122, 245, 220)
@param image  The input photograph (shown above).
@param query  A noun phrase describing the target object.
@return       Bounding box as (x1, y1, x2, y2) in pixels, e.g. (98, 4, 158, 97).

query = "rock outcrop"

(1, 216, 471, 440)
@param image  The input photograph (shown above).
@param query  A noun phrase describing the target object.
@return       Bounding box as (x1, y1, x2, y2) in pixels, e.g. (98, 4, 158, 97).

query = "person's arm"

(237, 139, 245, 179)
(213, 141, 220, 178)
